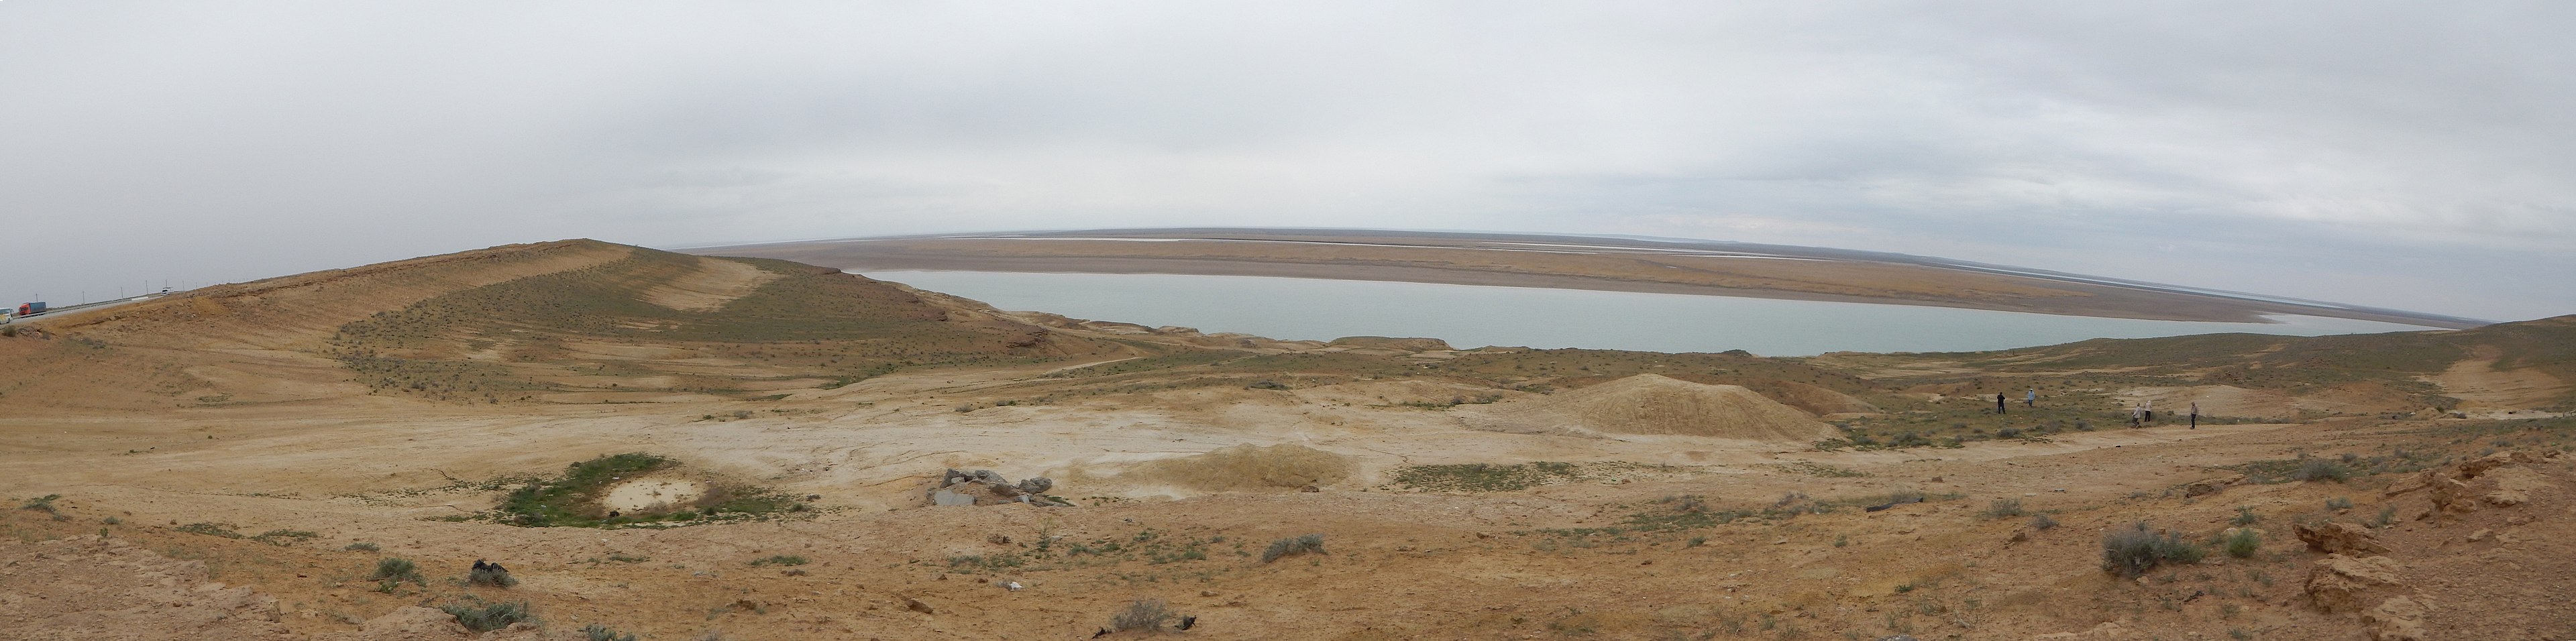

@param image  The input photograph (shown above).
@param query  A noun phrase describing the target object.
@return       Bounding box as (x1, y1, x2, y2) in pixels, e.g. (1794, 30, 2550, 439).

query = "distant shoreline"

(688, 229, 2485, 330)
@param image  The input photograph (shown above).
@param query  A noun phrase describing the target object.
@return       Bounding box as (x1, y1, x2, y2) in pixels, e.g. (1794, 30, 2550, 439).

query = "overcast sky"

(5, 2, 2570, 322)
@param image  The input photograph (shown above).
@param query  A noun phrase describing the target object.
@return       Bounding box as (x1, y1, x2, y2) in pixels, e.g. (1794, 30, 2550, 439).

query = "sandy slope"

(1, 239, 2570, 640)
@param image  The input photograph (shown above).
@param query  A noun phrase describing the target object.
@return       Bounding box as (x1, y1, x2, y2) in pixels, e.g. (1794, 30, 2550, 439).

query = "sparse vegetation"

(1110, 597, 1174, 632)
(372, 557, 425, 590)
(174, 522, 245, 538)
(1982, 498, 2027, 519)
(2325, 496, 2355, 511)
(2292, 459, 2353, 483)
(1262, 534, 1326, 563)
(18, 494, 60, 514)
(748, 555, 807, 567)
(480, 453, 805, 528)
(250, 529, 319, 546)
(439, 597, 531, 632)
(2220, 528, 2261, 558)
(2231, 506, 2259, 526)
(2029, 514, 2059, 531)
(1390, 461, 1580, 492)
(2102, 522, 2206, 578)
(345, 542, 380, 552)
(582, 624, 639, 641)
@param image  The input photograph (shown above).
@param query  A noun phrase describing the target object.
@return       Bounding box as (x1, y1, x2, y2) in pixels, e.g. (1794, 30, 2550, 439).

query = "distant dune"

(689, 228, 2487, 329)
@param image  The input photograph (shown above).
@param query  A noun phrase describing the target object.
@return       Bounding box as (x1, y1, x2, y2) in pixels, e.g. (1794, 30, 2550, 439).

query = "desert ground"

(1, 239, 2569, 640)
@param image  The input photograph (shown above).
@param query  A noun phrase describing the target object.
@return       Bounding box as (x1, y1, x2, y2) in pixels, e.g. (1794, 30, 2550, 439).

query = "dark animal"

(1177, 616, 1197, 630)
(1093, 628, 1112, 638)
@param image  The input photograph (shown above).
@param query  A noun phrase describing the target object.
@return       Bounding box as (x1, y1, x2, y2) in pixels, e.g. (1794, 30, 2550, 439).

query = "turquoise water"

(861, 270, 2449, 357)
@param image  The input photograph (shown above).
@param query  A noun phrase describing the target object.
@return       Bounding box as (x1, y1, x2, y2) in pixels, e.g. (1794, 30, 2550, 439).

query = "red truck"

(14, 302, 44, 317)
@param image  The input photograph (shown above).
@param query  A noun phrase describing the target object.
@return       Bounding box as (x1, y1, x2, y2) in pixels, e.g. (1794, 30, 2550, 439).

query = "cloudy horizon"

(5, 2, 2571, 321)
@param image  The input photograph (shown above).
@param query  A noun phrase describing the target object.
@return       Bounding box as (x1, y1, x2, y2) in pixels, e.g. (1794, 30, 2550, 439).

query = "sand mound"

(1121, 444, 1356, 491)
(1462, 373, 1837, 444)
(601, 478, 710, 512)
(641, 255, 782, 312)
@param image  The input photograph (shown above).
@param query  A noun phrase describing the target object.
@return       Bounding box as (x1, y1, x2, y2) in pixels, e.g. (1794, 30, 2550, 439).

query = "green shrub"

(1983, 498, 2027, 519)
(2221, 528, 2261, 559)
(19, 494, 60, 513)
(438, 599, 530, 632)
(2325, 496, 2355, 511)
(371, 557, 424, 585)
(2231, 506, 2258, 526)
(1261, 534, 1326, 563)
(748, 555, 808, 567)
(2029, 514, 2059, 531)
(345, 542, 380, 552)
(2101, 522, 2206, 578)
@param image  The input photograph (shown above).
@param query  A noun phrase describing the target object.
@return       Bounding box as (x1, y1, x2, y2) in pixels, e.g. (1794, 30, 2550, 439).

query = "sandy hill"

(1461, 373, 1840, 444)
(0, 239, 1126, 410)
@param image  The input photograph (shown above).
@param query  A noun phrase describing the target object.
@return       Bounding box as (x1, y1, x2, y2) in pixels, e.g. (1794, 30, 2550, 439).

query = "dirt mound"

(1461, 373, 1837, 444)
(638, 255, 784, 312)
(1120, 444, 1356, 491)
(0, 535, 288, 640)
(1737, 380, 1880, 415)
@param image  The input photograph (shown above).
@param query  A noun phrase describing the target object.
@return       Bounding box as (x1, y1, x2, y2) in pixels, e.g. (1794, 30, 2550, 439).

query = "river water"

(861, 270, 2448, 357)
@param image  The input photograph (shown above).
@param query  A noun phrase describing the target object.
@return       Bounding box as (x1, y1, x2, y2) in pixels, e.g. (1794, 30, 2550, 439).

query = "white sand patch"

(601, 479, 708, 512)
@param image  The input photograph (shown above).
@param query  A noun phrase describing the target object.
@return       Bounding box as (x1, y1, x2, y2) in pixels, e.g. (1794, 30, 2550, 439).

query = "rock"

(2182, 475, 2244, 498)
(2305, 554, 2405, 614)
(2425, 451, 2555, 514)
(2428, 476, 2479, 514)
(2007, 530, 2030, 543)
(2466, 529, 2491, 542)
(2455, 451, 2531, 479)
(2361, 595, 2429, 641)
(2294, 522, 2390, 555)
(1299, 485, 1321, 493)
(907, 597, 937, 614)
(987, 534, 1013, 545)
(1015, 477, 1054, 495)
(931, 469, 1071, 507)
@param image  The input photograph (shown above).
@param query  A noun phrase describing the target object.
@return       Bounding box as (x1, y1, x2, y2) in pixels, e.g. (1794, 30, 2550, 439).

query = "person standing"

(1997, 392, 2007, 414)
(2025, 388, 2036, 408)
(2190, 402, 2200, 429)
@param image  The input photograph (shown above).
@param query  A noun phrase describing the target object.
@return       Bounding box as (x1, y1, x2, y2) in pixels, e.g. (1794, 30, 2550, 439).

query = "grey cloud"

(1, 1, 2569, 320)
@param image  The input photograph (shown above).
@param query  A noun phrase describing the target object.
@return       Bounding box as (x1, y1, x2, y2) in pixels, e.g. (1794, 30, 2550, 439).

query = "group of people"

(2130, 400, 2202, 428)
(1989, 387, 2200, 428)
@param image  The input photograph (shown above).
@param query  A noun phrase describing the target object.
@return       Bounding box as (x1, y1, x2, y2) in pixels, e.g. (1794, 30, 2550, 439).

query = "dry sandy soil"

(1, 239, 2568, 640)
